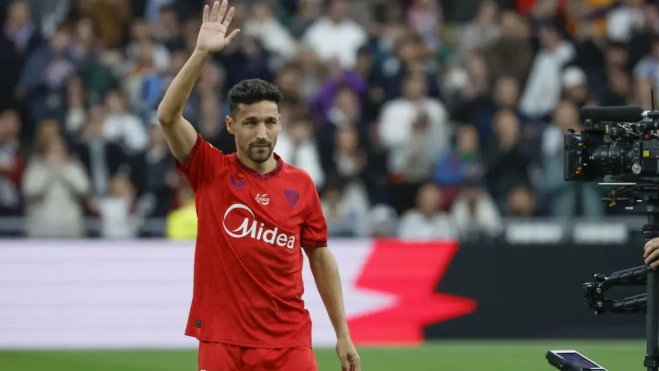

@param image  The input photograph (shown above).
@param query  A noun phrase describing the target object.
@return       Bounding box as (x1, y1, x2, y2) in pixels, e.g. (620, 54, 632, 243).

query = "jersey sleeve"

(300, 185, 328, 248)
(175, 134, 227, 193)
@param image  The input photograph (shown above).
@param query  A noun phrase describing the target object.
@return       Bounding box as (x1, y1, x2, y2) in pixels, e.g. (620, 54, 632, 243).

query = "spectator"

(507, 186, 537, 217)
(75, 104, 128, 198)
(519, 23, 576, 120)
(379, 73, 449, 213)
(451, 185, 502, 239)
(166, 181, 197, 240)
(367, 204, 399, 238)
(102, 90, 149, 156)
(0, 110, 25, 216)
(16, 25, 76, 125)
(483, 110, 534, 211)
(561, 66, 597, 109)
(97, 174, 138, 239)
(22, 130, 90, 238)
(461, 0, 500, 53)
(276, 114, 325, 188)
(244, 1, 297, 64)
(398, 183, 455, 240)
(132, 118, 178, 218)
(153, 5, 185, 50)
(481, 11, 533, 86)
(303, 0, 368, 69)
(321, 178, 370, 237)
(606, 0, 645, 43)
(0, 0, 42, 112)
(434, 124, 484, 209)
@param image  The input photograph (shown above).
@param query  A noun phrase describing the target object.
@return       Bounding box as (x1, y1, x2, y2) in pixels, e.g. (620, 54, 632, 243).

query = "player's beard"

(246, 139, 276, 163)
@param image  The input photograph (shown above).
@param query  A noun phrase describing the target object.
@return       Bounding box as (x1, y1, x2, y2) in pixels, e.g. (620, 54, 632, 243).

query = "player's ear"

(226, 115, 234, 135)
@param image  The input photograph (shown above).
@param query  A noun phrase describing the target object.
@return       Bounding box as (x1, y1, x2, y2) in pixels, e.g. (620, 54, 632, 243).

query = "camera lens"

(590, 142, 631, 175)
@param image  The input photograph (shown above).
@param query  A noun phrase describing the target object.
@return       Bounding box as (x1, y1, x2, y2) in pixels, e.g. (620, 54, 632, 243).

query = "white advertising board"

(0, 239, 396, 349)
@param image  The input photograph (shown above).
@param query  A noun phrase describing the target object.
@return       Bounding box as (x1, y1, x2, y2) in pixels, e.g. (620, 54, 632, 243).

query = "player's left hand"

(336, 336, 360, 371)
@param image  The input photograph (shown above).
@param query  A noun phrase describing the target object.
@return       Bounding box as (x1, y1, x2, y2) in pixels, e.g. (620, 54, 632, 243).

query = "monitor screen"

(556, 352, 601, 368)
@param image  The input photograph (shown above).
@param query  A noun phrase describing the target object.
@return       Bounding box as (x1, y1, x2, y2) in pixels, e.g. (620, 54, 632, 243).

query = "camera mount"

(581, 184, 659, 371)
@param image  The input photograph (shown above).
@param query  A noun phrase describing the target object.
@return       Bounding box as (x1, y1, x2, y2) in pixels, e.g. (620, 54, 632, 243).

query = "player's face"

(227, 100, 281, 164)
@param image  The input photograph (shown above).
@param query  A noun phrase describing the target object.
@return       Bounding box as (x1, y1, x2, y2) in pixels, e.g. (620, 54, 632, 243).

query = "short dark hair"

(227, 79, 283, 116)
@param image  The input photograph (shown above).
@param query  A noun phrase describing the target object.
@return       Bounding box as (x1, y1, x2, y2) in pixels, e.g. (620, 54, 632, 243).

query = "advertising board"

(0, 239, 472, 349)
(1, 238, 645, 349)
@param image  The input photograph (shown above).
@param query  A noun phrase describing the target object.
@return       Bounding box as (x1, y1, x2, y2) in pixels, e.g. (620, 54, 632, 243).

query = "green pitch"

(0, 340, 647, 370)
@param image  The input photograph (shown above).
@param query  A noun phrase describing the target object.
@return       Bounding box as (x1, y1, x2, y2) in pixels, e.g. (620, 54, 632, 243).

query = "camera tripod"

(583, 188, 659, 371)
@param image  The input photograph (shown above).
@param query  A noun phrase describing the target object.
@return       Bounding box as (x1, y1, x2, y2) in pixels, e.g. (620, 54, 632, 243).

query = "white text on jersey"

(223, 204, 295, 249)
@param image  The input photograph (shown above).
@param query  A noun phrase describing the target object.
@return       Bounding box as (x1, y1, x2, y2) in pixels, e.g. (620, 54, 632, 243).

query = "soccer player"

(156, 1, 361, 370)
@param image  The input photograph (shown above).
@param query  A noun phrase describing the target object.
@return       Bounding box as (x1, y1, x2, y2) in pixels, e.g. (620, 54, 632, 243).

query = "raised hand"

(196, 0, 240, 54)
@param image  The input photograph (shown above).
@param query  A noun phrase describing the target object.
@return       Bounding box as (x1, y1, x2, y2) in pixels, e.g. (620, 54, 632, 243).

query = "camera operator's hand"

(644, 238, 659, 267)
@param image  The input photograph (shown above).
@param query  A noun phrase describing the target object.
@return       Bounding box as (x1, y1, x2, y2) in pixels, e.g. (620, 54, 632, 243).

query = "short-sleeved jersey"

(176, 134, 328, 348)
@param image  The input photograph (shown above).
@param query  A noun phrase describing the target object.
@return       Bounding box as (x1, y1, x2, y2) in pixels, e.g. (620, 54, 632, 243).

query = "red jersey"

(176, 134, 328, 348)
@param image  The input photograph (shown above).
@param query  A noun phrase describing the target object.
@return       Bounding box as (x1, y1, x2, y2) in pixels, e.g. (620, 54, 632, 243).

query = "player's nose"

(255, 124, 268, 139)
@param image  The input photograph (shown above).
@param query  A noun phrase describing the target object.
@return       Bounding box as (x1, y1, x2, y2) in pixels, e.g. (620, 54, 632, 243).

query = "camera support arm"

(584, 265, 648, 315)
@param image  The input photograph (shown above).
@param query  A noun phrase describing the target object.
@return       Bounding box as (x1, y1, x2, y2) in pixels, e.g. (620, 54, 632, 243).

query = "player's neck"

(237, 151, 278, 175)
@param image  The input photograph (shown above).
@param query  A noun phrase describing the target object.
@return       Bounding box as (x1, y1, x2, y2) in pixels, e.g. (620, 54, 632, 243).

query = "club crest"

(284, 189, 299, 207)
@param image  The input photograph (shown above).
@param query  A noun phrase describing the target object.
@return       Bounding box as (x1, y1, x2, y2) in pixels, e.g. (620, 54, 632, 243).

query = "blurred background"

(0, 0, 657, 370)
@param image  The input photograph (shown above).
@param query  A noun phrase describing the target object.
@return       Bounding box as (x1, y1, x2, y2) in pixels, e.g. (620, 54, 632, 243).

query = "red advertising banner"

(347, 239, 477, 345)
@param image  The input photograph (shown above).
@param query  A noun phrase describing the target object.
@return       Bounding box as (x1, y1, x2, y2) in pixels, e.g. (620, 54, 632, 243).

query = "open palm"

(197, 0, 240, 54)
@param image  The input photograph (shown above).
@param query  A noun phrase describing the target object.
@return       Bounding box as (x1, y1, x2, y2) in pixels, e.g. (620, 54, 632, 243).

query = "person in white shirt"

(244, 1, 296, 63)
(378, 73, 450, 179)
(398, 183, 455, 240)
(103, 90, 149, 155)
(518, 25, 575, 119)
(302, 0, 367, 69)
(275, 116, 325, 188)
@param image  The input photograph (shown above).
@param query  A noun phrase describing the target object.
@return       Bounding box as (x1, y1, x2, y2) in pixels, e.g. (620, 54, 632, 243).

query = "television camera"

(547, 103, 659, 371)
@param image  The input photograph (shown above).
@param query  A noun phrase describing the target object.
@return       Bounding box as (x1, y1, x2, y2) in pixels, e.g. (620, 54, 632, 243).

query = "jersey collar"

(234, 153, 284, 180)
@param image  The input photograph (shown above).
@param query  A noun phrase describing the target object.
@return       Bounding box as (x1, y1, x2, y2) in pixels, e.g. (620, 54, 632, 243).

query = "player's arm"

(304, 246, 349, 337)
(304, 246, 360, 371)
(156, 50, 208, 163)
(301, 184, 360, 371)
(156, 0, 239, 163)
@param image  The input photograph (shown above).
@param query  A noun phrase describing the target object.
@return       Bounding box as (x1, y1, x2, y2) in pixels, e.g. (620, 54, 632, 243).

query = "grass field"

(0, 340, 648, 370)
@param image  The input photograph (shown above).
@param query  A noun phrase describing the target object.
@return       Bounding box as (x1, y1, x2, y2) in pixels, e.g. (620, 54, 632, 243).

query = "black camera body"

(564, 107, 659, 183)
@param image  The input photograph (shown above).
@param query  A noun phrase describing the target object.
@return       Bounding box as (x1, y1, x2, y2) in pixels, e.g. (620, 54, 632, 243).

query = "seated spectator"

(166, 182, 197, 240)
(483, 110, 534, 210)
(103, 90, 149, 156)
(276, 114, 325, 188)
(434, 124, 484, 209)
(302, 0, 367, 69)
(398, 183, 455, 240)
(97, 174, 138, 239)
(380, 73, 449, 214)
(22, 131, 90, 238)
(76, 104, 128, 199)
(0, 110, 26, 216)
(367, 204, 399, 238)
(507, 186, 537, 217)
(132, 117, 179, 218)
(451, 185, 502, 240)
(321, 177, 370, 237)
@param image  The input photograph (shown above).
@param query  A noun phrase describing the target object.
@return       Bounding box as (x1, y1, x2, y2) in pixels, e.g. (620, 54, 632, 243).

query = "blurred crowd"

(0, 0, 652, 240)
